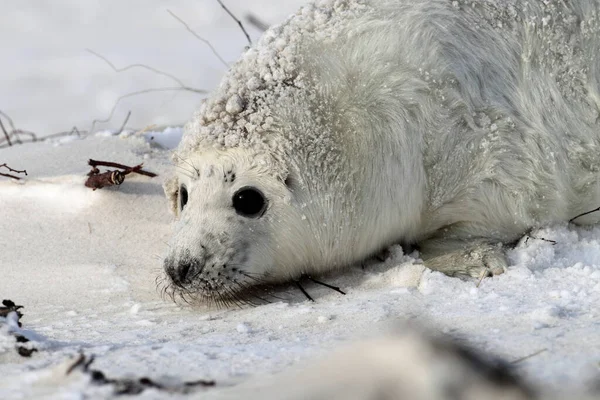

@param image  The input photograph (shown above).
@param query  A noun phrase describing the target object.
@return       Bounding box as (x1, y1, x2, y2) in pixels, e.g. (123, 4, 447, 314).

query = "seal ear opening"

(163, 175, 180, 217)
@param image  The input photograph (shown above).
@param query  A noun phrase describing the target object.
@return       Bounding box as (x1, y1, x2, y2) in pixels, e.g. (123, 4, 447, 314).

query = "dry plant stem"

(90, 87, 204, 133)
(295, 280, 315, 302)
(0, 110, 38, 148)
(86, 50, 205, 95)
(217, 0, 252, 45)
(0, 163, 28, 180)
(117, 111, 131, 135)
(569, 206, 600, 223)
(511, 348, 548, 364)
(245, 14, 269, 32)
(0, 116, 11, 146)
(88, 159, 157, 177)
(167, 9, 229, 67)
(307, 276, 346, 295)
(87, 49, 194, 89)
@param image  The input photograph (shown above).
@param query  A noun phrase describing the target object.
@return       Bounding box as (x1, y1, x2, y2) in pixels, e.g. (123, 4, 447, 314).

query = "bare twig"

(0, 110, 38, 148)
(90, 87, 202, 133)
(117, 111, 131, 135)
(245, 14, 270, 32)
(86, 49, 205, 94)
(511, 348, 548, 364)
(41, 126, 85, 141)
(86, 49, 207, 132)
(0, 163, 28, 180)
(307, 276, 346, 295)
(569, 206, 600, 224)
(167, 9, 229, 67)
(217, 0, 252, 45)
(0, 115, 11, 146)
(85, 160, 157, 190)
(524, 235, 557, 246)
(0, 110, 16, 131)
(294, 280, 314, 302)
(88, 159, 157, 177)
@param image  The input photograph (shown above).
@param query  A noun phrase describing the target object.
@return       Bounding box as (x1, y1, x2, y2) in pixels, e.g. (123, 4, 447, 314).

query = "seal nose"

(165, 258, 203, 284)
(177, 262, 192, 282)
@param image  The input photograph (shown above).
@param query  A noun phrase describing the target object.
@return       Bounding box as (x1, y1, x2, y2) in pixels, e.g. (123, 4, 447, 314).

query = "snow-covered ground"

(1, 1, 600, 399)
(1, 130, 599, 399)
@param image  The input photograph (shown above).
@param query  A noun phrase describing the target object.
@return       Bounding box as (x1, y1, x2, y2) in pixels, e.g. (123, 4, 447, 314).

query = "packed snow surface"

(2, 0, 600, 398)
(0, 131, 599, 399)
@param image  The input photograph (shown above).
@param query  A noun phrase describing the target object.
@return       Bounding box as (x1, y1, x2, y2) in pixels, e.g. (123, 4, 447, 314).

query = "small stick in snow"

(216, 0, 252, 45)
(0, 110, 38, 147)
(569, 206, 600, 224)
(307, 276, 346, 295)
(294, 280, 315, 302)
(511, 348, 548, 364)
(0, 163, 28, 180)
(117, 110, 131, 135)
(67, 354, 216, 394)
(88, 159, 157, 178)
(524, 235, 557, 246)
(85, 159, 157, 190)
(0, 114, 11, 146)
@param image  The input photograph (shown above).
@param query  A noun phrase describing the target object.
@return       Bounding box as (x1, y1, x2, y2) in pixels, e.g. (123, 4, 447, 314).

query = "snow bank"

(0, 134, 599, 399)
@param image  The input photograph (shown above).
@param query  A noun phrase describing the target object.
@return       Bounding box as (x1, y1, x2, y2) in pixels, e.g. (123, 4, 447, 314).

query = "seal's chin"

(158, 276, 278, 308)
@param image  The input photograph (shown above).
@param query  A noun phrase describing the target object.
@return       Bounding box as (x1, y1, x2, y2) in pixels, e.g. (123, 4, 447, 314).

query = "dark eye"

(179, 185, 188, 211)
(232, 187, 267, 218)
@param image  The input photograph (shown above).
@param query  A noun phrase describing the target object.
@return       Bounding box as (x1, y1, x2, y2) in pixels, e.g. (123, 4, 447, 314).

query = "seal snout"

(164, 256, 204, 285)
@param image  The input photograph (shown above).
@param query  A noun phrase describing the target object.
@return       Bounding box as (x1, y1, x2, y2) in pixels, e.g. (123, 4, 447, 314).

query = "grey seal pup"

(163, 0, 600, 303)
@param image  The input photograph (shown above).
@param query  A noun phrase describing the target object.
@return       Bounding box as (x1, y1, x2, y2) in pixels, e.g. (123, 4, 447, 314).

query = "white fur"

(164, 0, 600, 301)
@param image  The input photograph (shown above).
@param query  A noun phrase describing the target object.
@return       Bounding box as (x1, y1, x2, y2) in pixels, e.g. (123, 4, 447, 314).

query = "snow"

(1, 131, 599, 399)
(1, 1, 600, 399)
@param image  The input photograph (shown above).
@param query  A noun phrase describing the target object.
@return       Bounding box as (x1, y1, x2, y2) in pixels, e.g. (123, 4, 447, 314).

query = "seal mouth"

(158, 260, 281, 308)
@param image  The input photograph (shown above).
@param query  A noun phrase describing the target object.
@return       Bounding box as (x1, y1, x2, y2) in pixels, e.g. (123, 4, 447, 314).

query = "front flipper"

(419, 241, 507, 279)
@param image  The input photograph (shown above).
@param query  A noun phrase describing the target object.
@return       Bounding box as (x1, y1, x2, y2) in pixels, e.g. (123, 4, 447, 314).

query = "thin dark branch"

(0, 110, 17, 131)
(525, 235, 557, 245)
(295, 280, 314, 302)
(42, 127, 85, 140)
(86, 49, 193, 89)
(88, 159, 157, 177)
(167, 9, 229, 67)
(0, 164, 28, 180)
(90, 87, 204, 133)
(216, 0, 252, 45)
(245, 14, 269, 32)
(569, 206, 600, 223)
(0, 116, 11, 146)
(0, 110, 39, 148)
(307, 276, 346, 295)
(0, 172, 23, 180)
(511, 348, 548, 364)
(117, 111, 131, 135)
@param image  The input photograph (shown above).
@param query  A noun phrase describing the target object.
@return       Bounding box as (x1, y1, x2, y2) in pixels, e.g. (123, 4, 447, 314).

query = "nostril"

(178, 262, 192, 282)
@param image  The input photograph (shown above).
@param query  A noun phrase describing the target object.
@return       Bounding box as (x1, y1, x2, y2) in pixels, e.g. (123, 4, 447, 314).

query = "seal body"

(164, 0, 600, 303)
